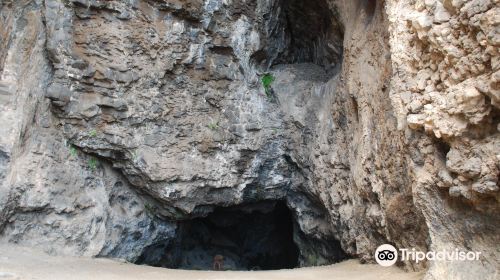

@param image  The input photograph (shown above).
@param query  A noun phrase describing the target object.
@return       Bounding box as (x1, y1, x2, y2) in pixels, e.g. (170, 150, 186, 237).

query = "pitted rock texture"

(0, 0, 176, 261)
(387, 0, 499, 278)
(0, 0, 499, 279)
(389, 0, 499, 200)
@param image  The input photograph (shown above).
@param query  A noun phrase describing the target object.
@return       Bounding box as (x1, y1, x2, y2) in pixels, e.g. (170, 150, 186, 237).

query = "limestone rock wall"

(387, 0, 499, 279)
(0, 0, 498, 279)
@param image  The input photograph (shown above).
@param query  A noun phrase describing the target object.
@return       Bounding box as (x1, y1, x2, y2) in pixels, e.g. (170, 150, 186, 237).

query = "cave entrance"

(136, 201, 299, 271)
(253, 0, 344, 72)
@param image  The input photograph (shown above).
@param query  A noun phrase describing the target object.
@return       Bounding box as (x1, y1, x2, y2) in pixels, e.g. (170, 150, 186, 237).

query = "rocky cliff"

(0, 0, 498, 279)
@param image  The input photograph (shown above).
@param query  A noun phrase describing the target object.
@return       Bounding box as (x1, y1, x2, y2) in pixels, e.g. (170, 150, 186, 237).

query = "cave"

(252, 0, 344, 72)
(133, 0, 348, 271)
(135, 201, 301, 270)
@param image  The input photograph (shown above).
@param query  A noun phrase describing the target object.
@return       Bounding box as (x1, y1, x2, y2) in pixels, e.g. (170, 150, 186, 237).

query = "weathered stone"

(0, 0, 498, 278)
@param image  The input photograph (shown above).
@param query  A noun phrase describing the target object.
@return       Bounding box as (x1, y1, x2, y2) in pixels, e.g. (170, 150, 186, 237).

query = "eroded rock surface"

(0, 0, 498, 279)
(387, 0, 499, 278)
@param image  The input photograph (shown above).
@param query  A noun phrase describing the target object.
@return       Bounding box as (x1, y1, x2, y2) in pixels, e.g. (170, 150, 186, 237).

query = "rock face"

(387, 0, 500, 278)
(0, 0, 498, 278)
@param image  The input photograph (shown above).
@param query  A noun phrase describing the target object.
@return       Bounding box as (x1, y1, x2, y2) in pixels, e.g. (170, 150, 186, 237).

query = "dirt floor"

(0, 244, 425, 280)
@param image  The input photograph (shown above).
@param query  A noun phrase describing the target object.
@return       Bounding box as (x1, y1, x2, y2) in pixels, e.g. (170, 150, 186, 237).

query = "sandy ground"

(0, 244, 425, 280)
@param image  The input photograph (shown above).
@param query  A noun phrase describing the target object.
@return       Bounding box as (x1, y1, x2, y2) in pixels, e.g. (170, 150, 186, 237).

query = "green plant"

(89, 129, 97, 138)
(88, 158, 98, 170)
(131, 150, 139, 161)
(261, 73, 275, 97)
(207, 121, 219, 130)
(69, 146, 77, 157)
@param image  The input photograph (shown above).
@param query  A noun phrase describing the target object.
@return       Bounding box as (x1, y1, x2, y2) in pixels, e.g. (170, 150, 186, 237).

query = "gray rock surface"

(0, 0, 498, 279)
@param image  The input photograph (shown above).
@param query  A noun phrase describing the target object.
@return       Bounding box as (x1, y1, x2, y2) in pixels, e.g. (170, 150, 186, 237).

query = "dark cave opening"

(361, 0, 377, 22)
(135, 201, 300, 271)
(132, 1, 349, 270)
(252, 0, 344, 72)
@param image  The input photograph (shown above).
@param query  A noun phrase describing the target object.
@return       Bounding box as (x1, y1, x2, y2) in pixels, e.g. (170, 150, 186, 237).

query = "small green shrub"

(88, 158, 98, 170)
(261, 73, 275, 97)
(89, 129, 97, 138)
(69, 146, 77, 157)
(207, 122, 219, 130)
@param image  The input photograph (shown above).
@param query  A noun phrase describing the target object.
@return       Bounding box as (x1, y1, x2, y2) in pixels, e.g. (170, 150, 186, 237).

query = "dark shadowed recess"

(135, 201, 300, 270)
(361, 0, 377, 23)
(252, 0, 344, 72)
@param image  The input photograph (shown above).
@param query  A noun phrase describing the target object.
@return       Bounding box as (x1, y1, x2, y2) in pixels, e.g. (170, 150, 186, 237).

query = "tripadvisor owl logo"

(374, 244, 482, 266)
(375, 244, 398, 266)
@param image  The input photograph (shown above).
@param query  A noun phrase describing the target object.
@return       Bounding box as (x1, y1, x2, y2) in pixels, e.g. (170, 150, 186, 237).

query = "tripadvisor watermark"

(375, 244, 481, 267)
